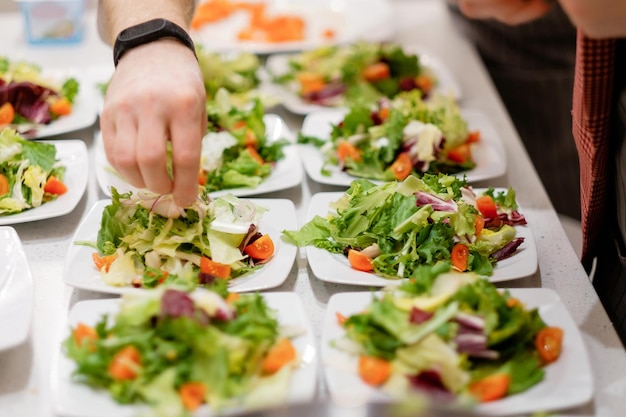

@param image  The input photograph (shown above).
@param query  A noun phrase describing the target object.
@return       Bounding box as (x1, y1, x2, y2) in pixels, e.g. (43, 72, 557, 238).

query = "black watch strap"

(113, 18, 197, 67)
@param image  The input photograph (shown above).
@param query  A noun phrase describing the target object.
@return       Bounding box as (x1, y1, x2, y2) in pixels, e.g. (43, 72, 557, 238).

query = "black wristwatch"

(113, 18, 197, 67)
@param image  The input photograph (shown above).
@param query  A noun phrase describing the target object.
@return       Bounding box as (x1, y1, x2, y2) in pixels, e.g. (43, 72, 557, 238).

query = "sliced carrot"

(108, 345, 141, 381)
(535, 326, 564, 364)
(200, 257, 231, 279)
(244, 128, 258, 147)
(92, 252, 118, 273)
(297, 72, 325, 95)
(414, 74, 434, 94)
(225, 292, 240, 303)
(451, 243, 469, 272)
(261, 338, 297, 375)
(468, 373, 510, 402)
(389, 152, 412, 181)
(72, 323, 98, 351)
(336, 312, 347, 326)
(179, 381, 206, 411)
(0, 102, 15, 125)
(475, 195, 498, 219)
(378, 107, 390, 121)
(198, 170, 207, 186)
(362, 62, 391, 82)
(43, 176, 68, 195)
(244, 234, 274, 260)
(348, 249, 374, 272)
(467, 130, 481, 143)
(246, 145, 265, 165)
(336, 141, 361, 162)
(447, 143, 472, 164)
(322, 28, 336, 39)
(358, 355, 391, 386)
(49, 97, 72, 116)
(506, 297, 521, 308)
(191, 0, 235, 29)
(0, 174, 9, 196)
(474, 214, 485, 236)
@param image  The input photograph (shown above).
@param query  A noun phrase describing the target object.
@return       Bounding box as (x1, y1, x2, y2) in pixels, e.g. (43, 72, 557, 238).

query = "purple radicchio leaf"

(415, 191, 458, 212)
(490, 237, 525, 261)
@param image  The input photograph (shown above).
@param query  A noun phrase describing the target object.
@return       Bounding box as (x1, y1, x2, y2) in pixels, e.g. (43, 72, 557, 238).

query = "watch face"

(113, 18, 196, 66)
(118, 18, 168, 42)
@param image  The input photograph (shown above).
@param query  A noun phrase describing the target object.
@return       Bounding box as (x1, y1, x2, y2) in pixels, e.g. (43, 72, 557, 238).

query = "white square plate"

(304, 190, 537, 287)
(51, 292, 318, 417)
(64, 198, 298, 294)
(0, 226, 33, 351)
(265, 50, 462, 115)
(191, 0, 395, 55)
(321, 288, 593, 415)
(299, 109, 505, 186)
(94, 114, 303, 198)
(0, 139, 89, 225)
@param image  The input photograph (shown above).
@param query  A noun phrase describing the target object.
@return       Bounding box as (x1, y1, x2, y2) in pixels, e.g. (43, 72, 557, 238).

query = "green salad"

(0, 56, 79, 132)
(331, 266, 563, 404)
(271, 41, 437, 108)
(0, 128, 68, 215)
(199, 89, 289, 192)
(298, 91, 479, 181)
(90, 188, 276, 289)
(64, 286, 301, 416)
(283, 174, 527, 279)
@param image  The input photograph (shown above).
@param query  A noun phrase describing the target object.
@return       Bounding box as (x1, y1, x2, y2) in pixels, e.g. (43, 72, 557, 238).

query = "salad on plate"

(0, 128, 68, 216)
(199, 89, 289, 192)
(325, 267, 565, 406)
(63, 286, 305, 416)
(283, 174, 528, 280)
(269, 42, 442, 109)
(0, 56, 79, 136)
(298, 91, 479, 181)
(86, 188, 278, 290)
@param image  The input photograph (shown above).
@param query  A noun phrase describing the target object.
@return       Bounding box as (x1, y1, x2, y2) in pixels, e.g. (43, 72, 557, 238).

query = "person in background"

(454, 0, 626, 345)
(97, 0, 207, 208)
(448, 1, 580, 220)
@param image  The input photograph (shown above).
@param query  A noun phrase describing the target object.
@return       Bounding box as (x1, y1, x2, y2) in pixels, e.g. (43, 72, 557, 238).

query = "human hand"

(559, 0, 626, 38)
(451, 0, 554, 25)
(100, 39, 207, 208)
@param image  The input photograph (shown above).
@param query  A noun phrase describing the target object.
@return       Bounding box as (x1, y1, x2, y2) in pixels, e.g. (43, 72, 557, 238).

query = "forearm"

(97, 0, 196, 45)
(559, 0, 626, 38)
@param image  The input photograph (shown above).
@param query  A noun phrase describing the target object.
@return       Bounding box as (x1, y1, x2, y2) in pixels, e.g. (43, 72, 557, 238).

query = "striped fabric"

(571, 33, 617, 267)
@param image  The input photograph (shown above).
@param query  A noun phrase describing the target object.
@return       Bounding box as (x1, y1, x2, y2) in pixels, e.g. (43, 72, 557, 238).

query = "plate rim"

(0, 226, 33, 351)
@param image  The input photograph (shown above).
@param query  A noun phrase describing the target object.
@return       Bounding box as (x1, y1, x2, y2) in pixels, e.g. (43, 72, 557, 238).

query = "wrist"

(113, 18, 197, 67)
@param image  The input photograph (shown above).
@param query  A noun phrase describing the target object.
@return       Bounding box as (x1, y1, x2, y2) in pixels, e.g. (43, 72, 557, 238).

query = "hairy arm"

(97, 0, 195, 45)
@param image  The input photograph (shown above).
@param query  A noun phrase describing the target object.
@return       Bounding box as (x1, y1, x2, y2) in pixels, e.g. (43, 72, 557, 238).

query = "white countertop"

(0, 1, 625, 416)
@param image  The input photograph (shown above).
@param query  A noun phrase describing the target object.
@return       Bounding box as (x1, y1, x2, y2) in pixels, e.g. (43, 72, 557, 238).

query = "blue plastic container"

(17, 0, 86, 45)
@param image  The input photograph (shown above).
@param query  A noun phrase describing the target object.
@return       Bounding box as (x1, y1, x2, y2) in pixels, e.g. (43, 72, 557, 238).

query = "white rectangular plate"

(95, 114, 303, 198)
(299, 108, 505, 185)
(0, 139, 88, 225)
(265, 49, 462, 115)
(64, 198, 298, 294)
(321, 288, 593, 415)
(191, 0, 395, 55)
(51, 292, 318, 417)
(0, 226, 33, 351)
(305, 190, 537, 286)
